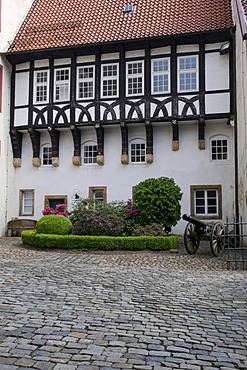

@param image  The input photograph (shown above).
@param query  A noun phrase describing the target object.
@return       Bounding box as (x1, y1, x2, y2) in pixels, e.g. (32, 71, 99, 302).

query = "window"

(191, 185, 222, 219)
(42, 145, 52, 166)
(178, 56, 198, 92)
(126, 61, 144, 96)
(151, 58, 170, 94)
(54, 68, 70, 101)
(77, 65, 95, 99)
(124, 4, 135, 13)
(19, 190, 34, 216)
(210, 136, 229, 160)
(34, 70, 49, 103)
(44, 195, 67, 209)
(83, 143, 98, 164)
(130, 139, 146, 163)
(101, 63, 119, 98)
(89, 187, 107, 207)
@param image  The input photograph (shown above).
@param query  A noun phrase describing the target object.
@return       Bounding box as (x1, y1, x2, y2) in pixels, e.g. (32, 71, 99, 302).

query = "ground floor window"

(190, 185, 222, 219)
(19, 189, 34, 216)
(89, 187, 107, 207)
(44, 195, 68, 209)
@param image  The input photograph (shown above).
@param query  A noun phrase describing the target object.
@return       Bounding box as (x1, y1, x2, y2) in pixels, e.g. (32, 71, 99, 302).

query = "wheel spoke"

(210, 222, 225, 256)
(184, 223, 200, 255)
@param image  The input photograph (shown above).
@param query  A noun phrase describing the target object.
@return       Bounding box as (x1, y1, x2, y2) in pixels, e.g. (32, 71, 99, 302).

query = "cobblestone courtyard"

(0, 237, 246, 370)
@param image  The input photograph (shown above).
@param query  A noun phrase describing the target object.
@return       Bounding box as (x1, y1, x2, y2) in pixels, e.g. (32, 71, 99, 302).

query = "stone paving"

(0, 237, 246, 370)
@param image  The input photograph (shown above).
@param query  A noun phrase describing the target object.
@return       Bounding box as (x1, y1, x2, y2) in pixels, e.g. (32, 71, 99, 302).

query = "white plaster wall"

(205, 52, 229, 91)
(0, 57, 15, 236)
(12, 121, 234, 234)
(15, 72, 29, 106)
(0, 0, 34, 236)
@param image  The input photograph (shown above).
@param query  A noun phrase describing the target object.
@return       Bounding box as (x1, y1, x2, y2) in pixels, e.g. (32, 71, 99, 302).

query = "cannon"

(182, 214, 225, 256)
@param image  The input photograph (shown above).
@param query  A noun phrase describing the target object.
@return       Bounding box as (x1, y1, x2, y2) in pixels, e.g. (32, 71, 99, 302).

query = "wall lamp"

(219, 41, 231, 55)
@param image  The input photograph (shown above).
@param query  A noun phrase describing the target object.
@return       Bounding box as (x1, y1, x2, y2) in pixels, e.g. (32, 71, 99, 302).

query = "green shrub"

(21, 230, 178, 251)
(132, 223, 166, 236)
(36, 215, 72, 235)
(72, 210, 124, 236)
(70, 199, 141, 236)
(134, 177, 182, 233)
(70, 199, 127, 224)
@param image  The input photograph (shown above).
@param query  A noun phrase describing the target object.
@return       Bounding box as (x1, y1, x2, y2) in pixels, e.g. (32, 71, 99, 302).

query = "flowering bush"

(72, 210, 124, 236)
(42, 204, 71, 217)
(42, 207, 54, 215)
(70, 198, 141, 236)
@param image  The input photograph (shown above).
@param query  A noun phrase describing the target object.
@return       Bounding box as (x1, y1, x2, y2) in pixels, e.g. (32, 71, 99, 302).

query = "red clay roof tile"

(8, 0, 233, 53)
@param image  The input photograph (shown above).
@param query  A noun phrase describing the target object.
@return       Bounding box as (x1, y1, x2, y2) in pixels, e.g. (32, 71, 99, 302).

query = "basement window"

(124, 4, 135, 13)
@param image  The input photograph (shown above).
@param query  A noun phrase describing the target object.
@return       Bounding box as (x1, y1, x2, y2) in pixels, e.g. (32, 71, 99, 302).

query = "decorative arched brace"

(145, 121, 153, 163)
(179, 96, 199, 117)
(120, 122, 128, 164)
(95, 123, 104, 165)
(198, 118, 205, 150)
(48, 127, 60, 167)
(151, 97, 171, 118)
(10, 129, 22, 168)
(70, 126, 81, 166)
(172, 119, 179, 151)
(28, 128, 41, 167)
(126, 99, 145, 120)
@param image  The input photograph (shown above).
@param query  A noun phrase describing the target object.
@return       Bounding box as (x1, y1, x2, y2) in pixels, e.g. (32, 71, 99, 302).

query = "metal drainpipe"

(231, 27, 240, 222)
(5, 67, 11, 234)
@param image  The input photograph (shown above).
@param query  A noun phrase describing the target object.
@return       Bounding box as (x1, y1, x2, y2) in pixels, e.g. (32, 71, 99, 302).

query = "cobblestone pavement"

(0, 237, 246, 370)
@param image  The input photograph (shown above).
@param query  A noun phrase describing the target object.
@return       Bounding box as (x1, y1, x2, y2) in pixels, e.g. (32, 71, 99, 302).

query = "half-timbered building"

(0, 0, 34, 236)
(5, 0, 235, 233)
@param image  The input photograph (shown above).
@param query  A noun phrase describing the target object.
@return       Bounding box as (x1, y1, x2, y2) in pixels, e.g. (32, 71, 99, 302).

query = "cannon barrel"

(182, 214, 207, 228)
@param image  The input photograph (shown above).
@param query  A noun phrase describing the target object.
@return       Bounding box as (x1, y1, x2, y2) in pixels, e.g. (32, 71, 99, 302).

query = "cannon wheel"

(184, 223, 200, 255)
(210, 222, 225, 256)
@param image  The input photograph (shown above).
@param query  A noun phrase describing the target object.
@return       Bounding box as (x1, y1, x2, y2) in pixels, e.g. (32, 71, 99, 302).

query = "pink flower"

(42, 207, 54, 215)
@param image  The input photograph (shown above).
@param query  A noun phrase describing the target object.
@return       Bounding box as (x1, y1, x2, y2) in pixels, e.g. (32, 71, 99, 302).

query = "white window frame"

(54, 67, 70, 102)
(126, 60, 144, 96)
(34, 70, 49, 104)
(191, 185, 222, 219)
(42, 145, 52, 166)
(151, 57, 170, 94)
(129, 138, 146, 163)
(210, 135, 229, 161)
(83, 141, 98, 164)
(178, 55, 198, 92)
(101, 63, 119, 98)
(77, 65, 95, 100)
(19, 189, 34, 216)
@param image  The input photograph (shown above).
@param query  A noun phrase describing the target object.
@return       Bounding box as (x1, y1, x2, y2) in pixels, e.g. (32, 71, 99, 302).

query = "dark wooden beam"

(198, 118, 205, 150)
(172, 119, 179, 151)
(28, 128, 40, 158)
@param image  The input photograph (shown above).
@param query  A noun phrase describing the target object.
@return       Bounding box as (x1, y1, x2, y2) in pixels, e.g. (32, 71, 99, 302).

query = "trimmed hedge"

(21, 230, 178, 251)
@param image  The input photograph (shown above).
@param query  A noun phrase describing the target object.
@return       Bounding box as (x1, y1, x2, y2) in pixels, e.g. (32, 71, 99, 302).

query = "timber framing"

(7, 28, 234, 160)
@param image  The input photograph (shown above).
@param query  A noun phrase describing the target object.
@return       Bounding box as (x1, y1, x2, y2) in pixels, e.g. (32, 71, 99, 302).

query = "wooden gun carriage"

(182, 214, 225, 256)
